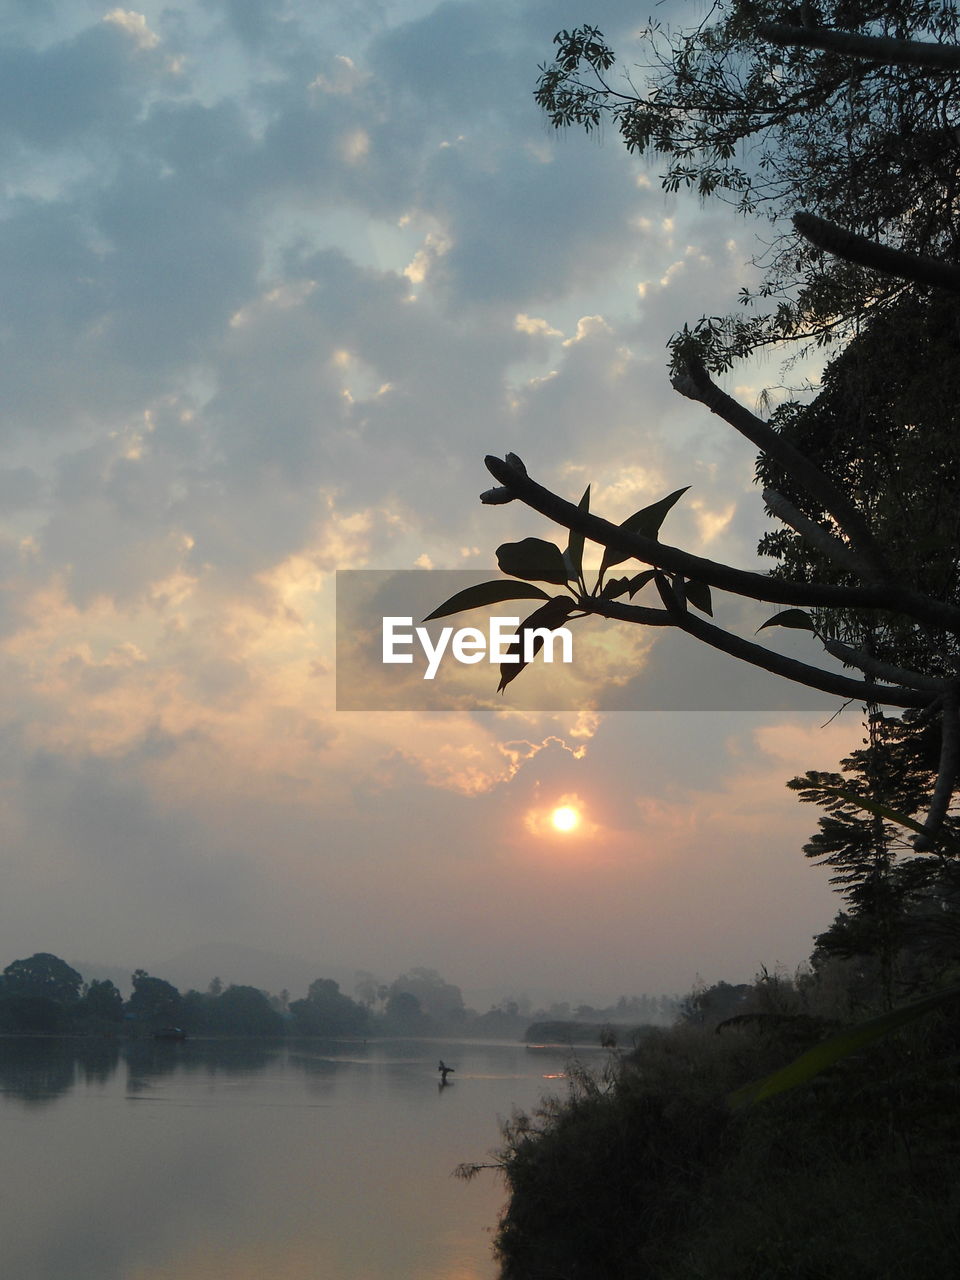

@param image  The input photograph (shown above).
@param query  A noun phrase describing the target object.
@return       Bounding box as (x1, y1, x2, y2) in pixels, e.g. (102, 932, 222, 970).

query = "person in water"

(438, 1060, 455, 1084)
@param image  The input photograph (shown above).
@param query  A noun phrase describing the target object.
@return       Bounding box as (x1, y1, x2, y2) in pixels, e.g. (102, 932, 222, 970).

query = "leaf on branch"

(423, 580, 552, 623)
(684, 579, 713, 616)
(627, 569, 657, 598)
(599, 576, 624, 600)
(599, 576, 629, 599)
(600, 569, 659, 601)
(497, 537, 570, 585)
(600, 486, 690, 572)
(565, 485, 591, 585)
(755, 608, 816, 634)
(498, 597, 576, 693)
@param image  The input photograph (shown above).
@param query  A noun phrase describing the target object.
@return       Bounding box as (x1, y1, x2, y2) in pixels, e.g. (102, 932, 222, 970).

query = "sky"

(0, 0, 860, 1007)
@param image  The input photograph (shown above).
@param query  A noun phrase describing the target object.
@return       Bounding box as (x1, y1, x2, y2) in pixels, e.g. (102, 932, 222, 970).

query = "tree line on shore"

(0, 952, 680, 1040)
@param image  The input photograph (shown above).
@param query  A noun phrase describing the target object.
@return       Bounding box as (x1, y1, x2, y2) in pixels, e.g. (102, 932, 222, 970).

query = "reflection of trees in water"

(75, 1038, 121, 1087)
(0, 1037, 387, 1104)
(0, 1038, 120, 1105)
(122, 1038, 285, 1091)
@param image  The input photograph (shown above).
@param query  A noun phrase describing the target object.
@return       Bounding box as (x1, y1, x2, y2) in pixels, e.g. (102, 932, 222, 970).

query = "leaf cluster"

(426, 484, 713, 691)
(535, 3, 960, 370)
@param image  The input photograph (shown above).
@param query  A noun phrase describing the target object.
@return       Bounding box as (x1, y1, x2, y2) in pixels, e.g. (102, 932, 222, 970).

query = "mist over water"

(0, 1036, 589, 1279)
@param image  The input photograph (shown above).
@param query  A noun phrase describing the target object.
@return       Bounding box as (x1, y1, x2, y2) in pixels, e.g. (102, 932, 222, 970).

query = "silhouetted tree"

(210, 985, 284, 1036)
(2, 953, 83, 1006)
(382, 990, 431, 1035)
(289, 979, 369, 1037)
(0, 994, 64, 1033)
(388, 968, 465, 1024)
(535, 1, 960, 371)
(79, 978, 124, 1023)
(126, 970, 182, 1027)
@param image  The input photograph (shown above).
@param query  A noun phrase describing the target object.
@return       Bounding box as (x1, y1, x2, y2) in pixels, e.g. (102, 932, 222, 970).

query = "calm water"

(0, 1036, 597, 1279)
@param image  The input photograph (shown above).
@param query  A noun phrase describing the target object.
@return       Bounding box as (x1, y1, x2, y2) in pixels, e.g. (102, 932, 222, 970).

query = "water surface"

(0, 1036, 592, 1279)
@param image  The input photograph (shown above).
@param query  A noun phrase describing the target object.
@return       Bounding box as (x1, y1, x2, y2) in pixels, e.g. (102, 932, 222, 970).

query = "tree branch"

(794, 212, 960, 294)
(483, 456, 960, 632)
(915, 689, 960, 849)
(671, 357, 894, 581)
(757, 23, 960, 71)
(762, 487, 873, 578)
(821, 639, 948, 693)
(587, 596, 928, 708)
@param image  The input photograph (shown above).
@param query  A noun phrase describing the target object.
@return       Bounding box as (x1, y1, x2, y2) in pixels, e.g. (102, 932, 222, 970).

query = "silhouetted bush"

(491, 979, 960, 1279)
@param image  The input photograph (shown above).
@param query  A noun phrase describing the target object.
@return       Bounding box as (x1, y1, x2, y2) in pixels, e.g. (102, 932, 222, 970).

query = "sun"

(551, 805, 580, 833)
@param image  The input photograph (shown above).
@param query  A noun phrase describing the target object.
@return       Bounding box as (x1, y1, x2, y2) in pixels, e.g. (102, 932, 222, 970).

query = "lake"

(0, 1036, 598, 1279)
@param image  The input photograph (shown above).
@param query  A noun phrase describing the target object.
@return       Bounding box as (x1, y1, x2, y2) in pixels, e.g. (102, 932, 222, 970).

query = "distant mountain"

(153, 943, 356, 1000)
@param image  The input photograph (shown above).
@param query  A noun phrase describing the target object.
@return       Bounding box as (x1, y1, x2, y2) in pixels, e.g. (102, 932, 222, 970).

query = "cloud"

(0, 18, 162, 151)
(0, 0, 846, 996)
(102, 10, 159, 51)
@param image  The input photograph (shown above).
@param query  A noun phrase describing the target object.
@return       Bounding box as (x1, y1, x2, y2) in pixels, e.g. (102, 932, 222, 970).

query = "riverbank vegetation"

(486, 962, 960, 1279)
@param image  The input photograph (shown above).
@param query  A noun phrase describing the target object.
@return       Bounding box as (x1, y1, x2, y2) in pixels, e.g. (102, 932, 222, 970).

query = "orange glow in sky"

(551, 805, 580, 833)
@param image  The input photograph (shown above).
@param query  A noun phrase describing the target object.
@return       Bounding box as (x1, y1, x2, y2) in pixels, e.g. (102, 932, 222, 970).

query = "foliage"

(535, 2, 960, 371)
(387, 967, 466, 1023)
(489, 972, 960, 1278)
(429, 482, 710, 694)
(728, 978, 960, 1108)
(756, 289, 960, 673)
(181, 984, 285, 1037)
(380, 989, 431, 1035)
(0, 994, 65, 1033)
(289, 978, 369, 1037)
(79, 978, 124, 1023)
(125, 970, 182, 1027)
(2, 953, 83, 1006)
(494, 1060, 727, 1279)
(787, 713, 956, 968)
(678, 979, 753, 1028)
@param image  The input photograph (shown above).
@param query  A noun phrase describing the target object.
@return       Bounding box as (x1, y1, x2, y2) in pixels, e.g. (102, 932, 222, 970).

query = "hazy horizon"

(60, 940, 689, 1012)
